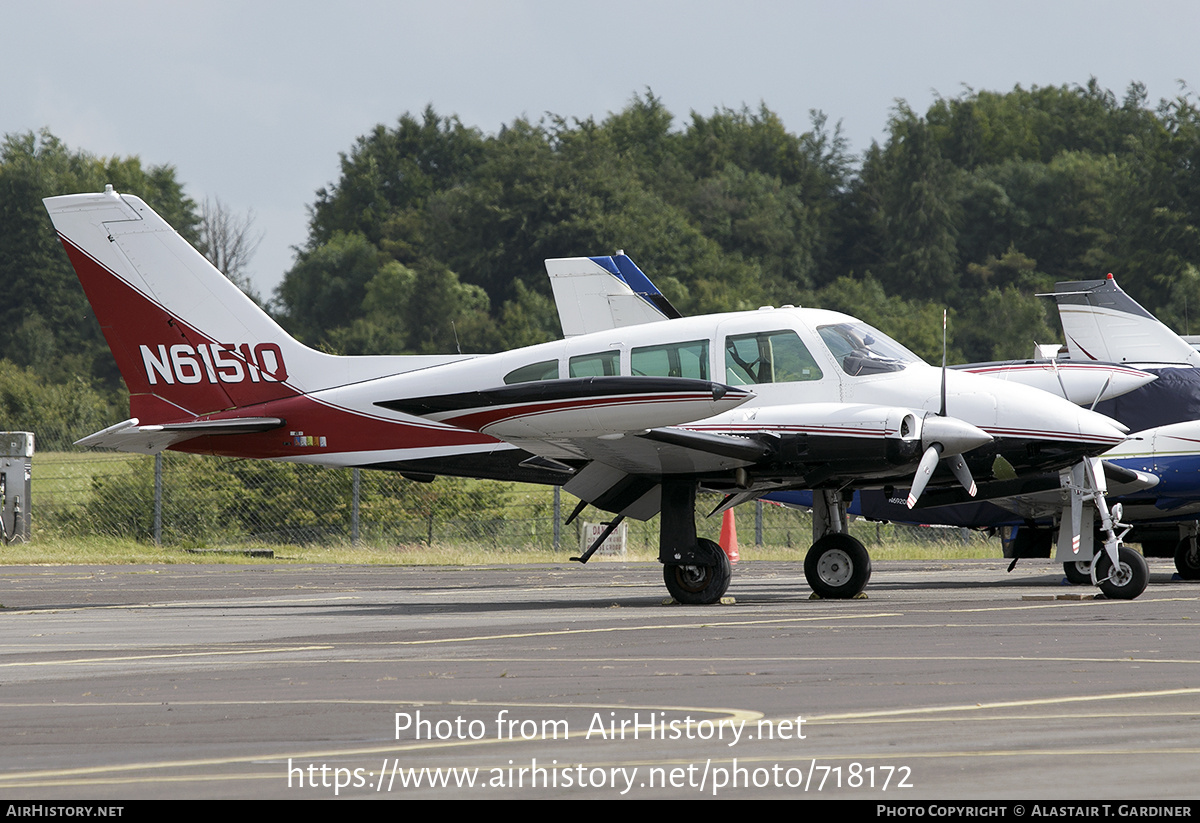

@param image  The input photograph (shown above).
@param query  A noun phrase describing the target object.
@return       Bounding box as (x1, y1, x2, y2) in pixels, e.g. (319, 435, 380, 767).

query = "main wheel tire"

(1094, 546, 1149, 600)
(1175, 537, 1200, 580)
(662, 538, 732, 604)
(804, 533, 871, 599)
(1063, 560, 1091, 586)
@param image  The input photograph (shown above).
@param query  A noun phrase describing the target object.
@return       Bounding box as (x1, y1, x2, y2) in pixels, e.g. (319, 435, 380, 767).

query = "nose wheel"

(804, 533, 871, 598)
(1094, 546, 1148, 600)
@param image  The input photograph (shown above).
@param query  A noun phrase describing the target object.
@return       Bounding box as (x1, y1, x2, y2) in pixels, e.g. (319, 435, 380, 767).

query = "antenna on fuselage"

(939, 309, 947, 417)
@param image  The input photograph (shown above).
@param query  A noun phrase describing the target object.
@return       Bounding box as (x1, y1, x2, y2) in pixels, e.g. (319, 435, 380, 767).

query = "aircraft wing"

(520, 400, 990, 522)
(955, 361, 1154, 405)
(897, 459, 1159, 521)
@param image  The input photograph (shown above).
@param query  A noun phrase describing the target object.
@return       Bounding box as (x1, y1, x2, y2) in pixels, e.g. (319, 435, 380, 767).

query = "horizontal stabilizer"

(76, 417, 285, 454)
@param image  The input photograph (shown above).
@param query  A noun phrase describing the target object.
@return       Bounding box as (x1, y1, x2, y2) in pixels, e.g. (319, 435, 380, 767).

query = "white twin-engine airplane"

(45, 187, 1139, 602)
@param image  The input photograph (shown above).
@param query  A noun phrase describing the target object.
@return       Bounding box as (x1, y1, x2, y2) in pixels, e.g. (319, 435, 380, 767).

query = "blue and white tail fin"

(1053, 275, 1200, 367)
(546, 253, 681, 337)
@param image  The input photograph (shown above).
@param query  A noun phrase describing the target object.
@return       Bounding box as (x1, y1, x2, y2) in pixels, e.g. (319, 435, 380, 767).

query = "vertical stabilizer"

(45, 189, 466, 421)
(546, 253, 681, 337)
(1054, 275, 1200, 367)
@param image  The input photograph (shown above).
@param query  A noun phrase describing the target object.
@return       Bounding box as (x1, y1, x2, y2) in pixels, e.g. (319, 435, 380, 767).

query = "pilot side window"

(631, 340, 709, 380)
(503, 360, 560, 384)
(568, 351, 620, 378)
(817, 322, 916, 376)
(724, 330, 824, 385)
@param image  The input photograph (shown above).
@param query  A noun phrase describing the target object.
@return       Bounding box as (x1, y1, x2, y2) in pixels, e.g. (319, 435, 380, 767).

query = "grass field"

(2, 530, 1004, 566)
(8, 451, 1006, 565)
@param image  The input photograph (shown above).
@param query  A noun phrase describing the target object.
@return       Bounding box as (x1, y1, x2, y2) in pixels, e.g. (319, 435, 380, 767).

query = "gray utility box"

(1, 432, 34, 543)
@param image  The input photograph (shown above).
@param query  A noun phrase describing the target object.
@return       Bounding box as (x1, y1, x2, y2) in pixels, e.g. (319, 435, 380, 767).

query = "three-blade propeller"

(906, 415, 990, 508)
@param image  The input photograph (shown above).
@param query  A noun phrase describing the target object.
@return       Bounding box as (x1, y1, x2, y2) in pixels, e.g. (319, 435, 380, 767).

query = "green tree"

(275, 231, 385, 344)
(0, 130, 200, 392)
(0, 359, 117, 450)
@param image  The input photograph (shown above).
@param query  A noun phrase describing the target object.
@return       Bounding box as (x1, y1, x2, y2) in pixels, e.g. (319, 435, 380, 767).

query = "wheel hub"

(678, 565, 708, 588)
(817, 549, 854, 586)
(1107, 562, 1133, 587)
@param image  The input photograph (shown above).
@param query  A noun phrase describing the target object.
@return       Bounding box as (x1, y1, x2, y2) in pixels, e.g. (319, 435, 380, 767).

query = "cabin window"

(503, 360, 559, 384)
(723, 330, 823, 384)
(631, 340, 709, 380)
(568, 351, 620, 377)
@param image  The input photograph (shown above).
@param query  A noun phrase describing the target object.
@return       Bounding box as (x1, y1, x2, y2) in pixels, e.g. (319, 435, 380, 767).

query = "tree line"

(3, 81, 1200, 448)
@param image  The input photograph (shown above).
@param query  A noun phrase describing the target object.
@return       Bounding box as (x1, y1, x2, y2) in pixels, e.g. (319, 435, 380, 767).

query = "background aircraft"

(46, 189, 1137, 602)
(546, 254, 1165, 597)
(1045, 275, 1200, 580)
(759, 276, 1200, 585)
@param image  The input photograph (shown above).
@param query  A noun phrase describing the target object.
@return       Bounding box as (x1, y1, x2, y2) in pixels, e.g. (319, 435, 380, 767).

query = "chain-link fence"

(28, 450, 990, 554)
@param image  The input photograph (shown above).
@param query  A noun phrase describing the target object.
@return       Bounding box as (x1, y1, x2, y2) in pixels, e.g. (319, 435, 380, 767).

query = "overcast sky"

(4, 1, 1197, 296)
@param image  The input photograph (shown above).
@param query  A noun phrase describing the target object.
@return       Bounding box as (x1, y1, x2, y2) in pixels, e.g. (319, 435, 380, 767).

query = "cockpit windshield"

(817, 322, 921, 376)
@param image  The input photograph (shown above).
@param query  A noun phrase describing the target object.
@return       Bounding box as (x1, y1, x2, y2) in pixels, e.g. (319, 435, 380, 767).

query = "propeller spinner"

(905, 415, 992, 509)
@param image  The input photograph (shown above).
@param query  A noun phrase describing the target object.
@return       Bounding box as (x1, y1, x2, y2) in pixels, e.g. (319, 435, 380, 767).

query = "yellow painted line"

(0, 690, 1195, 789)
(5, 650, 1196, 669)
(806, 686, 1200, 723)
(0, 595, 366, 615)
(364, 614, 906, 645)
(0, 646, 332, 667)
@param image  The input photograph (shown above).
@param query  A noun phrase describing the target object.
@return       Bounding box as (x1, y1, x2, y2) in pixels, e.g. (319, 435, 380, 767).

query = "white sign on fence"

(579, 520, 627, 557)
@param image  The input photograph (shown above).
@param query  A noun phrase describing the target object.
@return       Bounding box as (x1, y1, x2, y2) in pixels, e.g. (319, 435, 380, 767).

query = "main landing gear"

(805, 490, 871, 599)
(1175, 535, 1200, 580)
(658, 481, 733, 604)
(655, 482, 871, 604)
(662, 538, 732, 604)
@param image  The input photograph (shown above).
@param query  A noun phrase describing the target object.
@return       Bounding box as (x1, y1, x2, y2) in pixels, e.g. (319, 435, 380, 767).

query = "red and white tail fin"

(44, 188, 465, 422)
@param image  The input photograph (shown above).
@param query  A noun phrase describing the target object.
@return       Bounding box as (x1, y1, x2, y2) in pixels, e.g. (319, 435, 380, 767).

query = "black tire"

(1175, 537, 1200, 580)
(662, 538, 732, 604)
(1094, 546, 1149, 600)
(1063, 560, 1091, 586)
(804, 533, 871, 599)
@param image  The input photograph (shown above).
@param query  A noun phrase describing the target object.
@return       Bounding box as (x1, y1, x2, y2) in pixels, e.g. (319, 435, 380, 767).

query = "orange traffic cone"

(720, 510, 739, 564)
